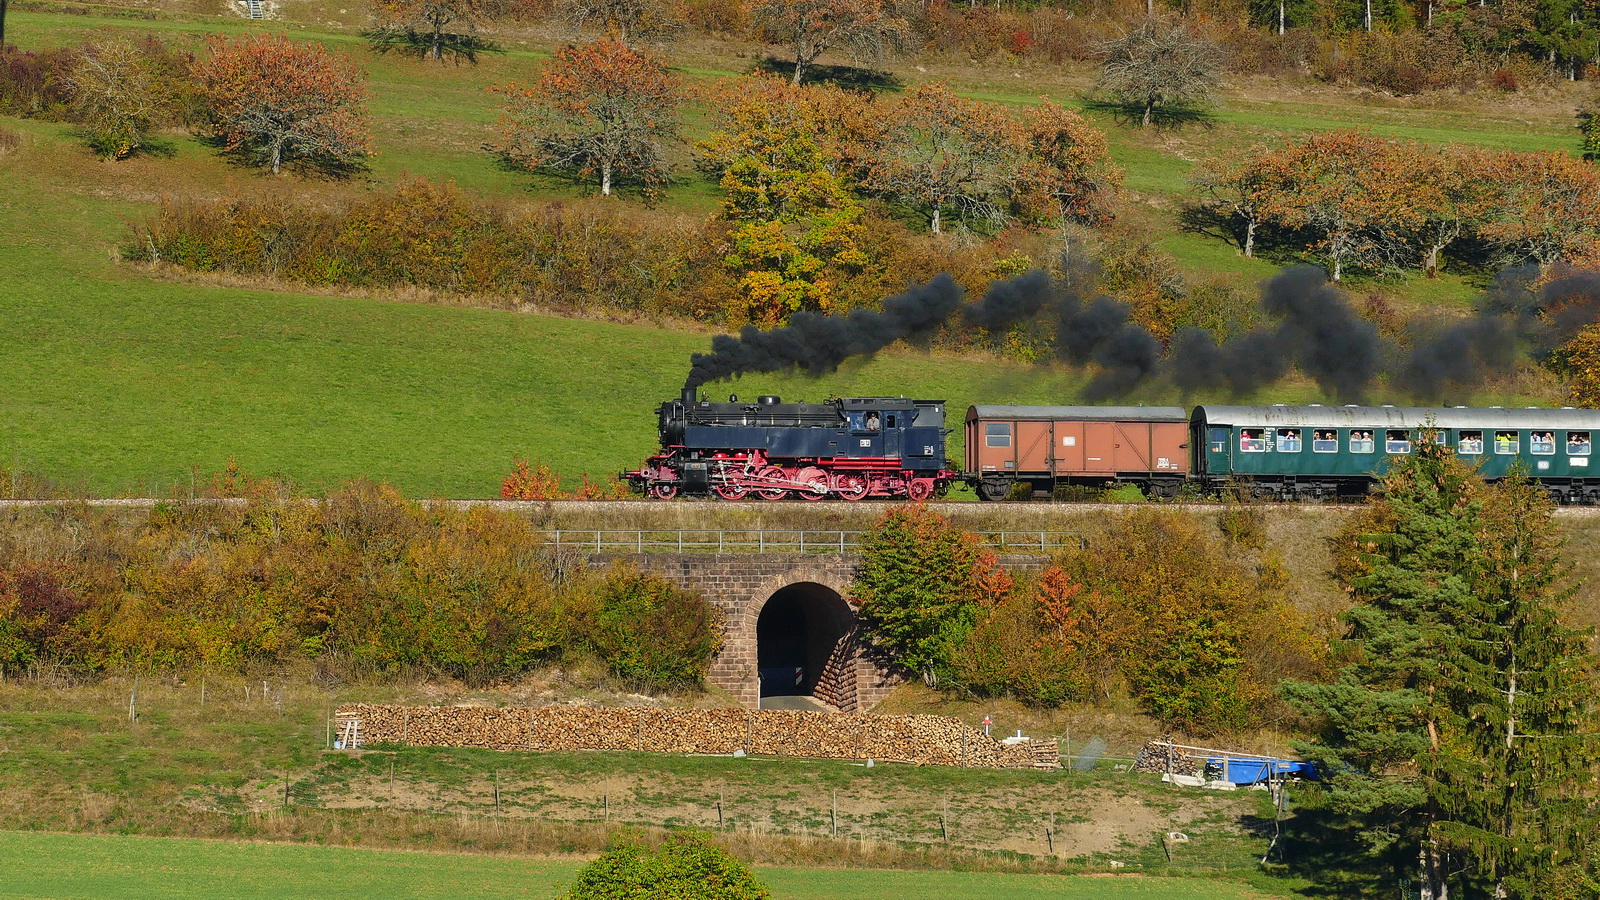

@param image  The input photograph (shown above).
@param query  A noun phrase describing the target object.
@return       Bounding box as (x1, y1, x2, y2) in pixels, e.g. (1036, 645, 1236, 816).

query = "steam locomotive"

(626, 391, 1600, 503)
(623, 389, 957, 501)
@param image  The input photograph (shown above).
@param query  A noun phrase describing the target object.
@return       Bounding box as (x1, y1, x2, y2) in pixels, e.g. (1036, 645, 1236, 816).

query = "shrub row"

(0, 480, 719, 689)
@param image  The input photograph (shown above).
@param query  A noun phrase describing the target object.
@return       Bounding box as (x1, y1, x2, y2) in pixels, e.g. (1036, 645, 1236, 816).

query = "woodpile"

(333, 703, 1060, 770)
(1133, 740, 1202, 775)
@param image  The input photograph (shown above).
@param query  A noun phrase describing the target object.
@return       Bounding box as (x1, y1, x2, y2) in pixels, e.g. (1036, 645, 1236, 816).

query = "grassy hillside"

(0, 6, 1582, 494)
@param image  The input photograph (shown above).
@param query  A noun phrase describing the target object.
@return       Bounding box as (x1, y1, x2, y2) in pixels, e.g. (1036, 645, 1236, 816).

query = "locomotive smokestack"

(682, 387, 698, 407)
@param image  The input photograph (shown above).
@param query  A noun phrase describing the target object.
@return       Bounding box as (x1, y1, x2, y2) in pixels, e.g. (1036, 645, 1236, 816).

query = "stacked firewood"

(1132, 740, 1202, 775)
(333, 704, 1061, 770)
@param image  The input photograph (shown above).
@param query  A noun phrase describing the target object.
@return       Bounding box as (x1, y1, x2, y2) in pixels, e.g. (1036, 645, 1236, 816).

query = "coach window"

(1209, 427, 1229, 453)
(1458, 430, 1483, 455)
(1240, 429, 1266, 452)
(1569, 432, 1592, 456)
(1350, 430, 1375, 454)
(1494, 431, 1519, 455)
(1531, 431, 1556, 455)
(1312, 430, 1338, 453)
(1385, 430, 1412, 454)
(1277, 428, 1302, 452)
(985, 423, 1012, 448)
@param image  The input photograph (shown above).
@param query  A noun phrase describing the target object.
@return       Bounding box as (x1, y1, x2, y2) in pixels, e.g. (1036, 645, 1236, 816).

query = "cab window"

(1277, 428, 1302, 453)
(1312, 430, 1338, 453)
(984, 423, 1011, 448)
(1458, 430, 1483, 455)
(1350, 431, 1375, 454)
(1569, 431, 1592, 456)
(1240, 429, 1266, 453)
(1494, 431, 1519, 455)
(1385, 430, 1411, 454)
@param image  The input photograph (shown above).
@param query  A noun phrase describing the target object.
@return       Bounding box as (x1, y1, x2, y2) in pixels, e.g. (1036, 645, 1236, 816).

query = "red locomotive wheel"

(714, 483, 749, 501)
(834, 474, 869, 501)
(648, 483, 680, 499)
(907, 479, 934, 501)
(755, 466, 790, 500)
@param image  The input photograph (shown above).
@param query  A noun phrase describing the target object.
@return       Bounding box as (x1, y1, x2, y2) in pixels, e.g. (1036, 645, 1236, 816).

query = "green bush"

(561, 832, 769, 900)
(578, 565, 721, 691)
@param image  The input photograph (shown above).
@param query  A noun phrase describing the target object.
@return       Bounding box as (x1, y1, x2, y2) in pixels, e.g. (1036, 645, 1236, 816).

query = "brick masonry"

(593, 552, 1046, 712)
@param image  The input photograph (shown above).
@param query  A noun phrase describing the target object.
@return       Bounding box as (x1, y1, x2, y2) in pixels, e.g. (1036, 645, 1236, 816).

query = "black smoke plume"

(684, 273, 967, 391)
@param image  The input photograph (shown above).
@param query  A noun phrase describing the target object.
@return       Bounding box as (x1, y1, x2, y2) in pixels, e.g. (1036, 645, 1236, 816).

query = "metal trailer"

(965, 405, 1191, 501)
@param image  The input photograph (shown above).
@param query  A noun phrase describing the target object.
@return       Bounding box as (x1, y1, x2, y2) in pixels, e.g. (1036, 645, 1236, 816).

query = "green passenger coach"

(1191, 405, 1600, 502)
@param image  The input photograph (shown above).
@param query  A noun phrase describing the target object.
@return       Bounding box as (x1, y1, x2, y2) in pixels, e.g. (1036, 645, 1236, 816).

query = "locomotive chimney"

(682, 387, 697, 407)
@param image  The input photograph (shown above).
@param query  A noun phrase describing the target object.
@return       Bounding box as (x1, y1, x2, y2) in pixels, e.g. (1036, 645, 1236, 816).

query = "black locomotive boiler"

(623, 389, 958, 501)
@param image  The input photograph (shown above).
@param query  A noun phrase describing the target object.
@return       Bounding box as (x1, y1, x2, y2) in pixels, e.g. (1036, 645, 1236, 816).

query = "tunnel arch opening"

(755, 582, 854, 700)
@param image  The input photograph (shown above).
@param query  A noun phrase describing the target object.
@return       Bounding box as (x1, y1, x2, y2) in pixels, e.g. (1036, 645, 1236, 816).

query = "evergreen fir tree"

(1283, 434, 1598, 900)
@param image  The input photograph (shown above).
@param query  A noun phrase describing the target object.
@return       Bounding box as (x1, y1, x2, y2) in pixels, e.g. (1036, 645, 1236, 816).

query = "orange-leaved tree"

(1477, 149, 1600, 267)
(748, 0, 910, 85)
(193, 34, 372, 176)
(1018, 100, 1120, 229)
(365, 0, 507, 64)
(490, 39, 681, 200)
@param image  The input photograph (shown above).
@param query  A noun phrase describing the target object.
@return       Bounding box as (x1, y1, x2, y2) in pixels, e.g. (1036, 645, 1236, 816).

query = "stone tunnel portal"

(755, 582, 854, 699)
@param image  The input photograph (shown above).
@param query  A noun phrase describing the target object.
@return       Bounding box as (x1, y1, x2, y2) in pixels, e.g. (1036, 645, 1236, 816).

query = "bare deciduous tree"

(67, 40, 167, 159)
(749, 0, 911, 85)
(365, 0, 506, 63)
(555, 0, 685, 45)
(1096, 20, 1223, 128)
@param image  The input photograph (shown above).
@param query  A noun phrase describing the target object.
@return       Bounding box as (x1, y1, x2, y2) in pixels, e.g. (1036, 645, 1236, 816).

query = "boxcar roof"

(1192, 405, 1600, 430)
(967, 405, 1191, 423)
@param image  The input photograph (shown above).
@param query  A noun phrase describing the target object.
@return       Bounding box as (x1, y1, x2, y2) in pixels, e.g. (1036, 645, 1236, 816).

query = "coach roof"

(1192, 405, 1600, 430)
(967, 405, 1190, 423)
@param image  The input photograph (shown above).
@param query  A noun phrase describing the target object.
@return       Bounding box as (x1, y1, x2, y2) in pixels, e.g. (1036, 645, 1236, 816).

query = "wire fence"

(548, 529, 1087, 554)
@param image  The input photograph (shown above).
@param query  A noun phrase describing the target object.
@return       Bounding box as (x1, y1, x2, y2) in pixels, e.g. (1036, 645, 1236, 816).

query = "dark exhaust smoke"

(684, 273, 967, 391)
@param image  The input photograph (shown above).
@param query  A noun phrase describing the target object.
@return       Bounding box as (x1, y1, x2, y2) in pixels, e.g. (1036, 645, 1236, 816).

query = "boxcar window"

(1277, 428, 1302, 452)
(1385, 430, 1412, 454)
(1569, 432, 1592, 456)
(1531, 431, 1556, 455)
(1494, 431, 1519, 455)
(984, 423, 1011, 448)
(1209, 427, 1229, 453)
(1458, 430, 1483, 455)
(1350, 430, 1375, 454)
(1240, 429, 1266, 453)
(1312, 430, 1338, 453)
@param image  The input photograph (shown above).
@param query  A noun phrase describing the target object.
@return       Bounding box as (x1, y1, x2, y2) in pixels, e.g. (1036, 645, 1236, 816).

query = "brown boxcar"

(965, 406, 1192, 500)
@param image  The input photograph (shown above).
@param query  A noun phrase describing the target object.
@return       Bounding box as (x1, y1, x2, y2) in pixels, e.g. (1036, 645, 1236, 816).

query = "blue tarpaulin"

(1205, 756, 1318, 784)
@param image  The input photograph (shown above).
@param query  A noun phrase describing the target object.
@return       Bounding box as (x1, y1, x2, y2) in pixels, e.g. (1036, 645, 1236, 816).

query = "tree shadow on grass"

(750, 57, 902, 92)
(195, 134, 372, 181)
(1081, 97, 1216, 131)
(1260, 795, 1409, 899)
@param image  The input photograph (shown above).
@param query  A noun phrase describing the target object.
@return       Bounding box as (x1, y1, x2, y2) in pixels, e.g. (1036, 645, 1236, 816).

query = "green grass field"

(0, 6, 1581, 494)
(0, 831, 1291, 899)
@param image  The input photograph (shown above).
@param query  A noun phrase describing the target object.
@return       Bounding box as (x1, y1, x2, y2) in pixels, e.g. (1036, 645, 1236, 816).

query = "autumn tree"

(749, 0, 910, 85)
(861, 83, 1023, 234)
(1096, 20, 1224, 128)
(66, 39, 168, 159)
(193, 34, 372, 176)
(1477, 149, 1600, 267)
(556, 0, 684, 44)
(365, 0, 506, 63)
(491, 39, 681, 199)
(697, 75, 869, 323)
(1558, 324, 1600, 408)
(1018, 100, 1121, 228)
(1191, 149, 1280, 258)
